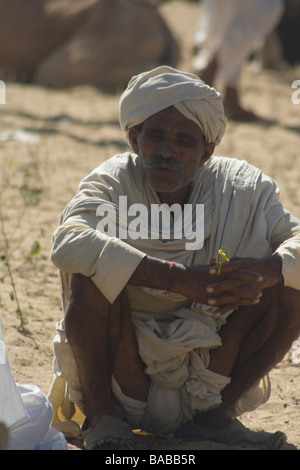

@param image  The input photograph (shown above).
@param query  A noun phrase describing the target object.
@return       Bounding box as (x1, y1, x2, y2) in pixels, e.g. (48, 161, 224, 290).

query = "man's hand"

(209, 253, 283, 289)
(130, 253, 283, 317)
(173, 254, 283, 316)
(177, 264, 261, 316)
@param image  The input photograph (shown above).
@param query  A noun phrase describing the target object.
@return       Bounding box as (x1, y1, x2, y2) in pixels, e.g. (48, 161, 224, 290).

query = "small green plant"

(25, 240, 41, 261)
(20, 181, 42, 206)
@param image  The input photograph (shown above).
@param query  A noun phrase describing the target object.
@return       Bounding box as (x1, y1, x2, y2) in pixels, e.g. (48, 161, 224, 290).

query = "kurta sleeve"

(51, 211, 146, 304)
(262, 174, 300, 290)
(51, 154, 148, 303)
(273, 217, 300, 290)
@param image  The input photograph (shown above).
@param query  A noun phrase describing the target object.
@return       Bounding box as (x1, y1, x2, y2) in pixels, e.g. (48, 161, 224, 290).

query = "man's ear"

(128, 127, 139, 153)
(201, 142, 215, 164)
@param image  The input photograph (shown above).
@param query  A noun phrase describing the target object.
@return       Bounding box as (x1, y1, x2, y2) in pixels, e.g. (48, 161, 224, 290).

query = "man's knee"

(278, 286, 300, 337)
(257, 284, 300, 354)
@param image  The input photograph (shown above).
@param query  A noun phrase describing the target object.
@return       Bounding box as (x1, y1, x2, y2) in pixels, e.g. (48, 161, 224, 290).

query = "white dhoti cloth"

(52, 305, 270, 434)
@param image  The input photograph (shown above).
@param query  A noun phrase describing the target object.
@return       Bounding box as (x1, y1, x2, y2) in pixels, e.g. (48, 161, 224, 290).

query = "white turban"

(119, 66, 226, 145)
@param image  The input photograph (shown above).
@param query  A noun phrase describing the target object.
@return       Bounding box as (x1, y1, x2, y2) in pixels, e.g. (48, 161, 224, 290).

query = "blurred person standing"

(193, 0, 284, 121)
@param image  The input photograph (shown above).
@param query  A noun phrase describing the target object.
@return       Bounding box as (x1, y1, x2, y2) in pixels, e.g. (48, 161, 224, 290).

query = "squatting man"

(50, 66, 300, 450)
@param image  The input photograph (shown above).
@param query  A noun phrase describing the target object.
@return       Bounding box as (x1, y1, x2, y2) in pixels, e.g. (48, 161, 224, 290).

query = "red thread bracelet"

(164, 261, 176, 291)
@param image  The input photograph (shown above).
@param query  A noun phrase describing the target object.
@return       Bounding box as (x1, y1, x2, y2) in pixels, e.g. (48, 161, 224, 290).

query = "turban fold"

(119, 66, 226, 145)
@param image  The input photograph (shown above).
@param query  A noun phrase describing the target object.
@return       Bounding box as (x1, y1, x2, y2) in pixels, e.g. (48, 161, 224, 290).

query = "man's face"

(129, 106, 215, 201)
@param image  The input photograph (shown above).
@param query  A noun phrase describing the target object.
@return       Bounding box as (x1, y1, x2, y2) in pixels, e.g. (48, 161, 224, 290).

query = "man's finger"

(213, 296, 262, 316)
(207, 278, 242, 295)
(208, 293, 261, 307)
(207, 273, 263, 294)
(209, 257, 264, 276)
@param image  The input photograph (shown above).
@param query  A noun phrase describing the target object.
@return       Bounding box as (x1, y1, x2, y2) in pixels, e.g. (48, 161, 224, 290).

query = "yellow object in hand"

(216, 246, 230, 275)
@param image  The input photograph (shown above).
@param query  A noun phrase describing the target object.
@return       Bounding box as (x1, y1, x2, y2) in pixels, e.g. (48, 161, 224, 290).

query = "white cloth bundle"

(0, 321, 68, 450)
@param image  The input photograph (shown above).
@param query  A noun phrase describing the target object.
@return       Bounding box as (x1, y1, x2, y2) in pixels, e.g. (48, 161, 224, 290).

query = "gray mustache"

(143, 156, 186, 174)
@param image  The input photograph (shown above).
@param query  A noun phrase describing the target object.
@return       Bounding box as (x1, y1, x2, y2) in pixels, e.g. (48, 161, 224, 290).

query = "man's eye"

(177, 138, 194, 146)
(149, 133, 163, 140)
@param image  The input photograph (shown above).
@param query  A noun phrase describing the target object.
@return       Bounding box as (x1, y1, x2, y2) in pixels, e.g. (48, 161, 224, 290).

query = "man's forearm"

(128, 255, 187, 294)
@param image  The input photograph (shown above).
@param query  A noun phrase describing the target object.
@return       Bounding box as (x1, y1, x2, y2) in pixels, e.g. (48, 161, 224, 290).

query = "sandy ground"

(0, 1, 300, 451)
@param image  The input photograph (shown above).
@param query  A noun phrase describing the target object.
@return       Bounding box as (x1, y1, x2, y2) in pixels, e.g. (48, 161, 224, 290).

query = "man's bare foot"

(82, 398, 135, 450)
(83, 414, 135, 450)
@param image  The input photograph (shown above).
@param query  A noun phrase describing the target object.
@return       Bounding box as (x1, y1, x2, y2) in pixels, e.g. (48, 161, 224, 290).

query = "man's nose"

(159, 139, 176, 159)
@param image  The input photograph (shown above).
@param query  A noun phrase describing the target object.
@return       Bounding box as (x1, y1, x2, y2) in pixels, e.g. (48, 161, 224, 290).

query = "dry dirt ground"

(0, 1, 299, 451)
